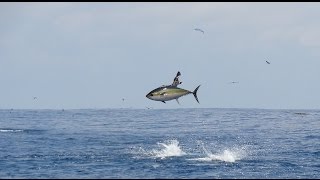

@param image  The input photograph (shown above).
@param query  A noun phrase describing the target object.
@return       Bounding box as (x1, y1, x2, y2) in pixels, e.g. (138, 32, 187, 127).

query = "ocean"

(0, 108, 319, 178)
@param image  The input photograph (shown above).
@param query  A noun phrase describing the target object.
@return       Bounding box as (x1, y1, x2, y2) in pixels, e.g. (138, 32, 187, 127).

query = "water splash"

(130, 139, 187, 160)
(203, 149, 243, 163)
(151, 139, 186, 159)
(192, 143, 248, 163)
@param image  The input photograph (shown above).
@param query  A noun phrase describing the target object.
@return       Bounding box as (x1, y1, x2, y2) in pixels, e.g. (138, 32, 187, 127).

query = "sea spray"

(130, 139, 187, 159)
(151, 139, 187, 159)
(191, 143, 248, 163)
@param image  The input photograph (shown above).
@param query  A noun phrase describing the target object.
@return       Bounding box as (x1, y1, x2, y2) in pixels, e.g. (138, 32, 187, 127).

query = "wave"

(0, 129, 45, 133)
(0, 129, 24, 133)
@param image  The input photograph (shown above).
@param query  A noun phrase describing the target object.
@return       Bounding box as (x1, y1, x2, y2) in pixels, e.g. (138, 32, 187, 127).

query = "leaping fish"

(146, 71, 200, 104)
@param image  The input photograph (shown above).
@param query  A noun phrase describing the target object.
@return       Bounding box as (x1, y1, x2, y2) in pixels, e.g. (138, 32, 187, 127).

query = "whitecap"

(0, 129, 24, 133)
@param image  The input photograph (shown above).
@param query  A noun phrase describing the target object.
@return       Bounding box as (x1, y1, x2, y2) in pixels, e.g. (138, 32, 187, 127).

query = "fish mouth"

(146, 93, 153, 99)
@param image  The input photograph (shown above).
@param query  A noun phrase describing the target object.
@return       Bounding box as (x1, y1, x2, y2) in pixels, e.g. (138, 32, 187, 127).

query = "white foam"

(132, 140, 250, 163)
(151, 139, 187, 159)
(192, 145, 248, 163)
(198, 149, 241, 162)
(0, 129, 23, 132)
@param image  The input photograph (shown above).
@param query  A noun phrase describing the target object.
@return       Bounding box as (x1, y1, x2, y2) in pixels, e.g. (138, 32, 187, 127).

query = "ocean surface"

(0, 108, 319, 179)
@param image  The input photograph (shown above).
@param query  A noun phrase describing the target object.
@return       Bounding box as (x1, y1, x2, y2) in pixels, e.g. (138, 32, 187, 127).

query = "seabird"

(194, 28, 204, 34)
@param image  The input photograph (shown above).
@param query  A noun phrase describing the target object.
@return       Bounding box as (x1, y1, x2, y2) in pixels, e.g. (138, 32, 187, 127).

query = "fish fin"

(193, 85, 201, 104)
(177, 71, 181, 77)
(171, 71, 182, 87)
(176, 98, 180, 105)
(162, 101, 166, 103)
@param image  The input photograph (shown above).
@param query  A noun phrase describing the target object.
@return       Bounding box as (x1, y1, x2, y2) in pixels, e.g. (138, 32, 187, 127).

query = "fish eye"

(150, 93, 153, 96)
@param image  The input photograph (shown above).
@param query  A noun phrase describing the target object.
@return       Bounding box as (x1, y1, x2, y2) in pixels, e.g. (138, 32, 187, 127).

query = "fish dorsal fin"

(171, 71, 182, 87)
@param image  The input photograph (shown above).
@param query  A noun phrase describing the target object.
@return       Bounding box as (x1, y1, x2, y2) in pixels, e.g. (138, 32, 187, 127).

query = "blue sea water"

(0, 108, 319, 179)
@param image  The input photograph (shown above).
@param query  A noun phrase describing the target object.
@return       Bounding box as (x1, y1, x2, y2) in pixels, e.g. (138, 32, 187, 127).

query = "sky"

(1, 2, 320, 109)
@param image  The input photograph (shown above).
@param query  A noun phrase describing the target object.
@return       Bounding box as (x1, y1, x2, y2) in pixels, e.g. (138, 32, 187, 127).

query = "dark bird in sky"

(230, 81, 239, 84)
(266, 60, 270, 64)
(194, 28, 204, 34)
(33, 97, 37, 100)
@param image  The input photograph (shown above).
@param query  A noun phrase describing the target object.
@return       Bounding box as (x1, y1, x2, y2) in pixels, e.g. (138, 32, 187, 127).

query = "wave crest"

(0, 129, 24, 133)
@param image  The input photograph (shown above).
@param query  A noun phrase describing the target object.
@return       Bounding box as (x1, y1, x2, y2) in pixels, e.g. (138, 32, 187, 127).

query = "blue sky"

(1, 2, 320, 109)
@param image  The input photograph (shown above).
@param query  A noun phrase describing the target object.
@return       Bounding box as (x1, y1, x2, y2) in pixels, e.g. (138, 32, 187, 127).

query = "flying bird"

(194, 28, 204, 34)
(266, 60, 270, 64)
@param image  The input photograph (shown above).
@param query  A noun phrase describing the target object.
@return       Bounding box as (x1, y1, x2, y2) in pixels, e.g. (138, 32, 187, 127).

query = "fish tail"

(193, 85, 201, 104)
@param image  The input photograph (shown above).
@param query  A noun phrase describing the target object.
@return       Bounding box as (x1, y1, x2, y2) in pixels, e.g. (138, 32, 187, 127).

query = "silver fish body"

(146, 85, 200, 104)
